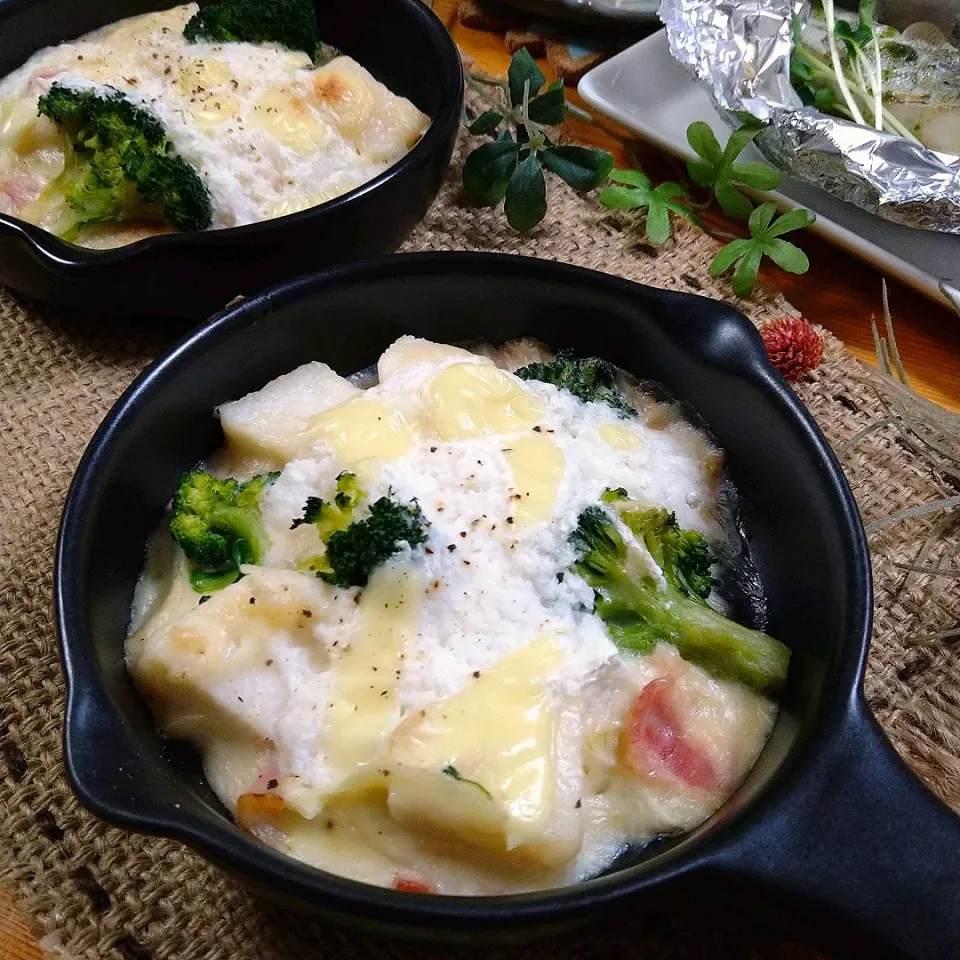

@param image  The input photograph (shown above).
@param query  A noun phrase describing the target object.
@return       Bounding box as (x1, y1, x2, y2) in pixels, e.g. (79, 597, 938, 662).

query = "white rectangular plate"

(579, 30, 960, 306)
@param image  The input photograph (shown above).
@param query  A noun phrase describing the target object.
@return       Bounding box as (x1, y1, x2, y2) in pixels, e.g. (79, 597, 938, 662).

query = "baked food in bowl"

(55, 253, 960, 954)
(125, 333, 789, 894)
(0, 0, 460, 319)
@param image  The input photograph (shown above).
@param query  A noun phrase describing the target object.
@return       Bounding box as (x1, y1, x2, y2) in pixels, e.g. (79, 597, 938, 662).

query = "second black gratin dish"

(0, 0, 462, 320)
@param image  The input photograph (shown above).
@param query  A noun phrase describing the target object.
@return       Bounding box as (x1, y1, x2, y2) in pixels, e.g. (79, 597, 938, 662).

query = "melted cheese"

(252, 88, 330, 153)
(321, 564, 421, 777)
(503, 435, 565, 526)
(427, 363, 543, 441)
(308, 397, 414, 465)
(177, 59, 232, 96)
(388, 639, 569, 859)
(310, 57, 429, 164)
(263, 180, 363, 219)
(599, 423, 643, 451)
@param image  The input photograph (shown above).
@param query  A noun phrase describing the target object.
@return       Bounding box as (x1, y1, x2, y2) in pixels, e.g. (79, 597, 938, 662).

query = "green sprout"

(598, 169, 697, 245)
(686, 121, 780, 221)
(708, 203, 816, 298)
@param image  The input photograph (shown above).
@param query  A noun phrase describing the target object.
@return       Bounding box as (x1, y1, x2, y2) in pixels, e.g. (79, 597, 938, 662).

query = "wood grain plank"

(0, 889, 43, 960)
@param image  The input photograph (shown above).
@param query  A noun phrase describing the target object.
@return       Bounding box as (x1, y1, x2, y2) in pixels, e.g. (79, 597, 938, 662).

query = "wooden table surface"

(1, 3, 957, 957)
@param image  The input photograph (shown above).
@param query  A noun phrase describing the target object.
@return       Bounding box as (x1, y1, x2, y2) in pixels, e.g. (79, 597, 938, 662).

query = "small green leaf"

(687, 121, 722, 165)
(715, 180, 754, 220)
(527, 84, 566, 125)
(762, 237, 810, 274)
(654, 181, 688, 202)
(468, 110, 503, 136)
(508, 49, 545, 108)
(645, 201, 671, 245)
(541, 145, 614, 190)
(608, 168, 650, 188)
(686, 159, 715, 189)
(504, 154, 547, 231)
(598, 184, 647, 210)
(765, 206, 816, 236)
(791, 56, 812, 80)
(597, 174, 693, 245)
(814, 87, 836, 112)
(722, 122, 762, 164)
(709, 238, 753, 277)
(732, 246, 763, 297)
(731, 161, 780, 191)
(462, 139, 521, 206)
(748, 201, 777, 235)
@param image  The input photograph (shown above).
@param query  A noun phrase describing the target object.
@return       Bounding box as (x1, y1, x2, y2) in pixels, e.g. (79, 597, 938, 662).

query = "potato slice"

(376, 336, 481, 384)
(387, 640, 584, 867)
(217, 361, 359, 467)
(129, 566, 331, 742)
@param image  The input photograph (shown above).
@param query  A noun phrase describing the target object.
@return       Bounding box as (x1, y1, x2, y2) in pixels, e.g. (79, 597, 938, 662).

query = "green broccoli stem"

(595, 574, 790, 696)
(190, 568, 241, 593)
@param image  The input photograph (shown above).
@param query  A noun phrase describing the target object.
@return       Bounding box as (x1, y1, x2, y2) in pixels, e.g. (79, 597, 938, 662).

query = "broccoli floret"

(619, 505, 715, 601)
(515, 350, 636, 417)
(183, 0, 324, 63)
(569, 504, 789, 695)
(291, 472, 364, 539)
(170, 469, 279, 593)
(35, 84, 211, 241)
(309, 496, 429, 588)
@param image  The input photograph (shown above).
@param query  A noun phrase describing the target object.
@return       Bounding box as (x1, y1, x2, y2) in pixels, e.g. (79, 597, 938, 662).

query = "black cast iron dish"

(0, 0, 461, 320)
(56, 253, 960, 958)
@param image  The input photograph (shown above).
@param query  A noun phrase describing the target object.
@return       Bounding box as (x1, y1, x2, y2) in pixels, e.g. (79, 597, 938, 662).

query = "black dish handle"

(714, 697, 960, 959)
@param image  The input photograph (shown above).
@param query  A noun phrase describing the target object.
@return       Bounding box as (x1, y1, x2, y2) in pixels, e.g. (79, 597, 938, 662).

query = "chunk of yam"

(217, 361, 359, 466)
(377, 336, 481, 383)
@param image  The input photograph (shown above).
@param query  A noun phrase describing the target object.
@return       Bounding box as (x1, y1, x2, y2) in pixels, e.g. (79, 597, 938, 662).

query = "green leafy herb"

(462, 49, 614, 232)
(790, 1, 919, 142)
(441, 764, 493, 799)
(708, 203, 815, 297)
(515, 351, 636, 416)
(686, 121, 780, 221)
(598, 169, 697, 245)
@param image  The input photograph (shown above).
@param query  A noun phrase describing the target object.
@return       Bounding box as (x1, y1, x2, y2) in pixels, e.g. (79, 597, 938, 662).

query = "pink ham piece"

(622, 677, 720, 792)
(0, 174, 40, 210)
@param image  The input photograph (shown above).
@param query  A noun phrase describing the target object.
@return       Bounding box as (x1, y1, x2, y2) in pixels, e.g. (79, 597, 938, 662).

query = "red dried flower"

(760, 316, 824, 382)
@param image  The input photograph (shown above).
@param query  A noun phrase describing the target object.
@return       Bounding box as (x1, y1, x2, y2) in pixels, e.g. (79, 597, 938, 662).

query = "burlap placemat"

(2, 128, 959, 960)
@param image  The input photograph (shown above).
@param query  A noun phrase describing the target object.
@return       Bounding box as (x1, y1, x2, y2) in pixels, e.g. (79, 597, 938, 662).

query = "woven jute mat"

(2, 128, 959, 960)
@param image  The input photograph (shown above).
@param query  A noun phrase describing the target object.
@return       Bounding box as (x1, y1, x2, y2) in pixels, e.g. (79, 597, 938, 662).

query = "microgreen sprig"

(708, 203, 816, 297)
(686, 121, 780, 220)
(790, 1, 919, 142)
(598, 170, 697, 245)
(462, 49, 614, 232)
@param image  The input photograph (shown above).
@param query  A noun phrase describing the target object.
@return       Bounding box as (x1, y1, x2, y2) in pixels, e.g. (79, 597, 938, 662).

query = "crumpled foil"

(658, 0, 960, 233)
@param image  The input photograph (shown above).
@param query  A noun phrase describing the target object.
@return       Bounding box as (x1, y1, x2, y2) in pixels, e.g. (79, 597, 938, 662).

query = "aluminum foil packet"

(658, 0, 960, 233)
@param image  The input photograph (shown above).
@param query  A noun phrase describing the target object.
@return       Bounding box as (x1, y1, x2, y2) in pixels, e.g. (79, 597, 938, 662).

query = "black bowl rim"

(0, 0, 463, 267)
(55, 251, 872, 926)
